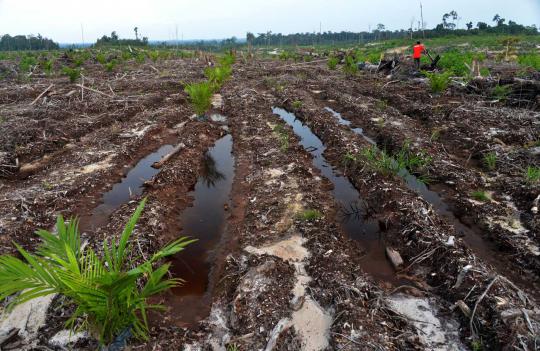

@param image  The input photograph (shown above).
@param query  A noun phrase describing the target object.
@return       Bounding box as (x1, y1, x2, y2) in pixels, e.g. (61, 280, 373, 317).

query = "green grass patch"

(298, 209, 322, 221)
(524, 166, 540, 184)
(471, 190, 490, 202)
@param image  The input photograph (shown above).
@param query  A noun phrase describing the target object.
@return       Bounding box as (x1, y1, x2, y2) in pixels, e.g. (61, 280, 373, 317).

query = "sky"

(0, 0, 539, 43)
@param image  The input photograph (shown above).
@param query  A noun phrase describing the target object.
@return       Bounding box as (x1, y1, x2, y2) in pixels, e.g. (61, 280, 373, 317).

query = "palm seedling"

(184, 81, 214, 116)
(62, 66, 81, 83)
(0, 199, 194, 346)
(483, 152, 497, 171)
(204, 65, 232, 90)
(327, 56, 339, 70)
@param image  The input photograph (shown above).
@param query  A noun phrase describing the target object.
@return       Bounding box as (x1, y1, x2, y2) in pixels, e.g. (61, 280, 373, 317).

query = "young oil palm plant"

(0, 199, 194, 346)
(184, 81, 214, 116)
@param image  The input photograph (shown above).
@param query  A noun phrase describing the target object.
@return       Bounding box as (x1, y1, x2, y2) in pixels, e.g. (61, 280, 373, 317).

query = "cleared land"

(0, 42, 539, 350)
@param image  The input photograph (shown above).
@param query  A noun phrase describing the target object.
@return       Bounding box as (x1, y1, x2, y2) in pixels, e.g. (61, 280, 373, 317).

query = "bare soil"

(0, 55, 538, 350)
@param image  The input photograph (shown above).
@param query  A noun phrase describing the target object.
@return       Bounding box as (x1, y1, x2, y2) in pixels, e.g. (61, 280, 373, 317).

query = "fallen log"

(18, 144, 76, 178)
(152, 143, 185, 169)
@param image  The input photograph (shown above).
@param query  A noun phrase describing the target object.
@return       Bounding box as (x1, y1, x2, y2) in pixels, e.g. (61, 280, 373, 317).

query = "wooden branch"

(152, 143, 184, 169)
(75, 84, 114, 98)
(30, 84, 54, 105)
(275, 58, 329, 69)
(469, 276, 498, 339)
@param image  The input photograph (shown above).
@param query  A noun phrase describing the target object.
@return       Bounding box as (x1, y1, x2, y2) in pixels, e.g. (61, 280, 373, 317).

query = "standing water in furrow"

(81, 144, 175, 233)
(323, 106, 536, 293)
(272, 107, 399, 284)
(164, 134, 235, 327)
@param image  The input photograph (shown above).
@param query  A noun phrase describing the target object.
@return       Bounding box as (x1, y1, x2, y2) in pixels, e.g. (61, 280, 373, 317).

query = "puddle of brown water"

(161, 134, 235, 327)
(272, 107, 401, 285)
(80, 144, 175, 233)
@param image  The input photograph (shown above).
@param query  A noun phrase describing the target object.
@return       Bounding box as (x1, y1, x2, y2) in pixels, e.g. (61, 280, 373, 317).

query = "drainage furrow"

(323, 106, 540, 298)
(165, 133, 235, 327)
(272, 107, 399, 284)
(80, 144, 175, 233)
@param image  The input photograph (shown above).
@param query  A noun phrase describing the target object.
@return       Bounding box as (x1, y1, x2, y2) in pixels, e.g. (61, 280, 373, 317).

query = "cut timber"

(386, 247, 404, 270)
(18, 144, 76, 178)
(151, 143, 184, 169)
(30, 84, 54, 105)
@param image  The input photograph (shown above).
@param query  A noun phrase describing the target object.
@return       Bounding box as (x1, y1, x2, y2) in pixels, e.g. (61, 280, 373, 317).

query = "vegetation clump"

(492, 85, 511, 100)
(342, 55, 358, 76)
(272, 124, 289, 151)
(184, 81, 214, 116)
(327, 56, 339, 70)
(423, 71, 452, 93)
(62, 66, 81, 83)
(298, 209, 322, 221)
(524, 166, 540, 184)
(204, 65, 232, 90)
(471, 190, 490, 202)
(483, 152, 497, 171)
(0, 199, 194, 346)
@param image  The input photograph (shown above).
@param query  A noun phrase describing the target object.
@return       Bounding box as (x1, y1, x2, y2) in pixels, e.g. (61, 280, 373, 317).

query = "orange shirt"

(413, 44, 425, 59)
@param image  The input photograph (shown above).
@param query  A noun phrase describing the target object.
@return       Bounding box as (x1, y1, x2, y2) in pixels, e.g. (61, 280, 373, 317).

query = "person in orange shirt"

(413, 41, 426, 70)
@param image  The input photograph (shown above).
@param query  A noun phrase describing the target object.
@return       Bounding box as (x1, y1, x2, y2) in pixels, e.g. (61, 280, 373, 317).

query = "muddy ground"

(0, 55, 539, 350)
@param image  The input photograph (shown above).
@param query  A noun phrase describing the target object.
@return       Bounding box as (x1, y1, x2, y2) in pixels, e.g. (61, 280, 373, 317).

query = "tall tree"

(134, 27, 139, 40)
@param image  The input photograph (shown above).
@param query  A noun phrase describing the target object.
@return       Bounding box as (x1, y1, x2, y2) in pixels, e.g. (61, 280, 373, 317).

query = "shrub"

(423, 71, 452, 93)
(184, 81, 213, 116)
(327, 56, 339, 70)
(483, 152, 497, 171)
(524, 166, 540, 184)
(0, 199, 194, 345)
(62, 67, 81, 83)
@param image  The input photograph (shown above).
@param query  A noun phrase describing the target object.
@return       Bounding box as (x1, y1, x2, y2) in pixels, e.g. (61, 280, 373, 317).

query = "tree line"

(0, 34, 59, 51)
(95, 29, 149, 47)
(243, 13, 537, 47)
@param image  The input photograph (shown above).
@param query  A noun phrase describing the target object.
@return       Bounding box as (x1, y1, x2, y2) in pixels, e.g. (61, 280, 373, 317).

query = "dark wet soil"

(165, 134, 235, 327)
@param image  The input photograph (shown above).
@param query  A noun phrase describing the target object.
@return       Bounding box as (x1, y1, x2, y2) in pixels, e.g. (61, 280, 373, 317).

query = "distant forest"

(1, 12, 538, 52)
(94, 29, 148, 47)
(0, 34, 59, 51)
(244, 13, 538, 47)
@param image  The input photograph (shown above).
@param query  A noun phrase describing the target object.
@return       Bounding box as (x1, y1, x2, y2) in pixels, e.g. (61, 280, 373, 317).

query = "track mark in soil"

(165, 133, 235, 327)
(81, 144, 175, 232)
(246, 235, 332, 351)
(272, 107, 400, 284)
(387, 294, 465, 350)
(324, 106, 539, 297)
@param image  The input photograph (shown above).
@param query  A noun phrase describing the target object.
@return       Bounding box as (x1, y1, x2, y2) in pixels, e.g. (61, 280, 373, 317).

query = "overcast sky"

(0, 0, 539, 43)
